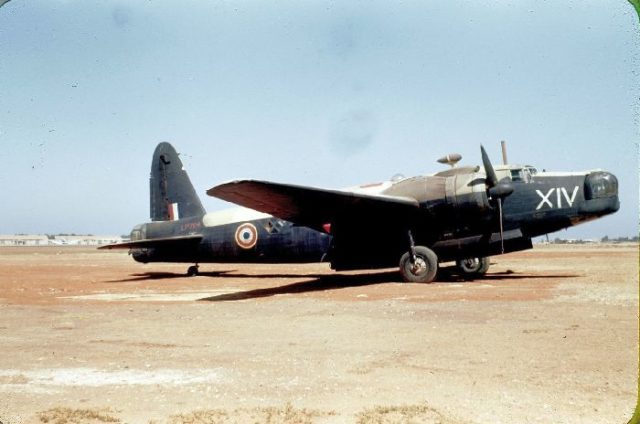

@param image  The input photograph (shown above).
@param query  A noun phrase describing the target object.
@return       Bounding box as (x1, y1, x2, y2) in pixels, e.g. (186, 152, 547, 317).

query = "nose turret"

(581, 171, 620, 215)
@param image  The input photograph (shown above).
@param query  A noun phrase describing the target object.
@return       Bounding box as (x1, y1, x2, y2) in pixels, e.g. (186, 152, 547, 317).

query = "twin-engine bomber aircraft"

(207, 145, 619, 283)
(103, 142, 619, 283)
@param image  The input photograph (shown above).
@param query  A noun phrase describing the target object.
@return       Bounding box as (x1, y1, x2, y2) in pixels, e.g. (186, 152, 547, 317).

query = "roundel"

(234, 223, 258, 249)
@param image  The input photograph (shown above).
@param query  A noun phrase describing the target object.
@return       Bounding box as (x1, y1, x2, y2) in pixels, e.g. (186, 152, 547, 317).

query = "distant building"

(0, 235, 49, 246)
(51, 235, 123, 246)
(0, 235, 123, 246)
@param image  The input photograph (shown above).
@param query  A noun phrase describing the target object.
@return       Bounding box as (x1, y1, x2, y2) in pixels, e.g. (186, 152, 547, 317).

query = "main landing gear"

(187, 264, 199, 277)
(399, 231, 438, 283)
(455, 257, 490, 278)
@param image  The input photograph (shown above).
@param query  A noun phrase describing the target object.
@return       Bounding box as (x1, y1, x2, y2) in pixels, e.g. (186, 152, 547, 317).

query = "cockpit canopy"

(509, 166, 538, 183)
(495, 165, 538, 183)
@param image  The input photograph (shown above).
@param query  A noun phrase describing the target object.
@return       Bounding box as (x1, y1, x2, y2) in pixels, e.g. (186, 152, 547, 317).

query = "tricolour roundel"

(234, 223, 258, 249)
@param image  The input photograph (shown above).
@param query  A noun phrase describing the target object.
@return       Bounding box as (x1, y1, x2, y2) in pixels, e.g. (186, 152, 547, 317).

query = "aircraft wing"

(207, 180, 420, 231)
(98, 234, 203, 250)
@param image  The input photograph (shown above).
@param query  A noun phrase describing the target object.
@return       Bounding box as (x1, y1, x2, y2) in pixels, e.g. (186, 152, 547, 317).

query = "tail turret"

(150, 142, 205, 221)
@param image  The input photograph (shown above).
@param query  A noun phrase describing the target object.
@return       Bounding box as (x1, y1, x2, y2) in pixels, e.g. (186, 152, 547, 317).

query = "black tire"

(455, 257, 490, 278)
(187, 265, 199, 277)
(399, 246, 438, 283)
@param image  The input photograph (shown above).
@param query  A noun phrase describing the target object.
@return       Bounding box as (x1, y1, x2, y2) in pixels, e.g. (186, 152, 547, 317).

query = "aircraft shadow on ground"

(198, 269, 580, 302)
(437, 268, 581, 282)
(198, 271, 401, 302)
(104, 268, 579, 297)
(105, 270, 234, 283)
(105, 270, 335, 283)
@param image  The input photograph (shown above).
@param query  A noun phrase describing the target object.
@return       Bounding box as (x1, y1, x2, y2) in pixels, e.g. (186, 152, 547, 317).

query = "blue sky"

(0, 1, 638, 238)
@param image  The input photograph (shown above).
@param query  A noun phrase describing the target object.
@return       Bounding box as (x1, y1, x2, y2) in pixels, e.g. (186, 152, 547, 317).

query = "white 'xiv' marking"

(536, 186, 579, 210)
(536, 188, 555, 209)
(561, 186, 579, 207)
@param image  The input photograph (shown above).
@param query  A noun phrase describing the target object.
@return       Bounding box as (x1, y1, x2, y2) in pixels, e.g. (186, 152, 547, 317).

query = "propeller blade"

(481, 145, 511, 254)
(481, 145, 499, 188)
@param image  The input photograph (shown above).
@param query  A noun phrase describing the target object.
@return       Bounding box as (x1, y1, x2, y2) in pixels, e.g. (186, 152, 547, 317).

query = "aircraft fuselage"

(129, 211, 331, 264)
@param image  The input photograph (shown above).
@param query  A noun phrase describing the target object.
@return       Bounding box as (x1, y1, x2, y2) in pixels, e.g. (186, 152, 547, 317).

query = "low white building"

(52, 235, 124, 246)
(0, 235, 50, 246)
(0, 235, 124, 246)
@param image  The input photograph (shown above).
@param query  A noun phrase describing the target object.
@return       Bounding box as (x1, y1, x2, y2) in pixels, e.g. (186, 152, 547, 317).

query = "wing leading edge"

(207, 180, 420, 231)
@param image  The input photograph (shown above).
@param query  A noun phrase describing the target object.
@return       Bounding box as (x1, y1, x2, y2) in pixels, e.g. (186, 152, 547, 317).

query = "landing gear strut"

(399, 231, 438, 283)
(187, 264, 199, 277)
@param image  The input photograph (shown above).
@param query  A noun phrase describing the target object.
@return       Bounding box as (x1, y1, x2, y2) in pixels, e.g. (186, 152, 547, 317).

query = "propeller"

(480, 145, 514, 253)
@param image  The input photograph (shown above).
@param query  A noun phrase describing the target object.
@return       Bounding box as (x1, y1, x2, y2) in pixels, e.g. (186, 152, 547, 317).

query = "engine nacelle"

(383, 168, 490, 219)
(443, 171, 490, 214)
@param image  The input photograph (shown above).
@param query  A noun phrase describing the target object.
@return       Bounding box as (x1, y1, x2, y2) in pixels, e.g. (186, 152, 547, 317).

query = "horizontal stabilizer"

(98, 234, 203, 250)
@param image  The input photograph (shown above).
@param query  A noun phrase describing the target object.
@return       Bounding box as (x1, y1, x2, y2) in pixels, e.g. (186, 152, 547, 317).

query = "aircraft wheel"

(187, 265, 199, 277)
(399, 246, 438, 283)
(455, 257, 490, 278)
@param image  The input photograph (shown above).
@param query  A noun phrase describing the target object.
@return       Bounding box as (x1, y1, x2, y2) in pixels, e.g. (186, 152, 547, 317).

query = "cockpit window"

(510, 167, 536, 183)
(510, 169, 523, 182)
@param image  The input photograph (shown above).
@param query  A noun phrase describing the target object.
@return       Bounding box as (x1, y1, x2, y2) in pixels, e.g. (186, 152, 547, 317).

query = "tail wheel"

(399, 246, 438, 283)
(455, 257, 490, 278)
(187, 265, 199, 277)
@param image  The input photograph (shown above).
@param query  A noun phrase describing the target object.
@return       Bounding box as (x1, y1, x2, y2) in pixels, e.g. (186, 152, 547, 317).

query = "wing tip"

(207, 179, 243, 196)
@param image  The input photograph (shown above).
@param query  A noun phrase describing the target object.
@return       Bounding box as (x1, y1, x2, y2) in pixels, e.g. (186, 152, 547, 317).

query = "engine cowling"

(443, 171, 491, 214)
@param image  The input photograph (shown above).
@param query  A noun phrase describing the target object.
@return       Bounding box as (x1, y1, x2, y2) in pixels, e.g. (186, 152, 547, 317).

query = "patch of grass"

(162, 403, 334, 424)
(356, 404, 461, 424)
(255, 403, 332, 424)
(162, 409, 228, 424)
(37, 407, 120, 424)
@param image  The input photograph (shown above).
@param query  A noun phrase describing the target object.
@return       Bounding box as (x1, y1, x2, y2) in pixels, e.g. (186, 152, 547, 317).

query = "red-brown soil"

(0, 245, 637, 423)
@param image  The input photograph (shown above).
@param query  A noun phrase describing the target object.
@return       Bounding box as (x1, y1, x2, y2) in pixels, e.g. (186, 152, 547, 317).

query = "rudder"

(150, 142, 206, 221)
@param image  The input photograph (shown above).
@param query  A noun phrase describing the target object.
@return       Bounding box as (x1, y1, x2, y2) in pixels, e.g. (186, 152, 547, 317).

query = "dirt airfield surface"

(0, 245, 637, 424)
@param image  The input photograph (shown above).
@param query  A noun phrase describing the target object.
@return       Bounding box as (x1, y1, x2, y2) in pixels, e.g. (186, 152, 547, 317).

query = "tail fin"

(150, 142, 206, 221)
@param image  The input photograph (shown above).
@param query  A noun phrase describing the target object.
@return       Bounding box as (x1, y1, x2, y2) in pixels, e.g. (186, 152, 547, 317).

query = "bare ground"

(0, 244, 637, 423)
